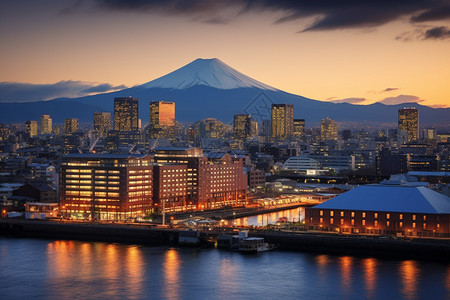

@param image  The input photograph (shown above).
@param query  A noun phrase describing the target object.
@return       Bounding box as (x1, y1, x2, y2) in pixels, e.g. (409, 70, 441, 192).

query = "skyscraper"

(271, 104, 294, 141)
(39, 115, 52, 135)
(321, 117, 338, 141)
(293, 119, 305, 140)
(149, 101, 175, 139)
(64, 118, 79, 135)
(93, 112, 111, 138)
(233, 114, 252, 141)
(25, 120, 38, 137)
(398, 108, 419, 143)
(114, 97, 139, 132)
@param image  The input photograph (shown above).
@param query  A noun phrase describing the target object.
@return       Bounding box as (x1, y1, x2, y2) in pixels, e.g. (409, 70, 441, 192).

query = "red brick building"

(306, 184, 450, 237)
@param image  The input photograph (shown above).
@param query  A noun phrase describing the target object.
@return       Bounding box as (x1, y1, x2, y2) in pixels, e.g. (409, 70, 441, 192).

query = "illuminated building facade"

(320, 117, 338, 141)
(25, 120, 38, 137)
(64, 118, 79, 135)
(233, 114, 252, 141)
(149, 101, 175, 139)
(306, 185, 450, 237)
(39, 114, 52, 135)
(398, 108, 419, 143)
(60, 154, 153, 220)
(293, 119, 305, 140)
(93, 112, 111, 138)
(114, 97, 139, 132)
(271, 104, 294, 141)
(153, 164, 189, 212)
(153, 148, 247, 210)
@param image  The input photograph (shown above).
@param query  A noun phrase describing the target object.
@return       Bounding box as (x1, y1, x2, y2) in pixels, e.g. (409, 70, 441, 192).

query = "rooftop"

(312, 185, 450, 214)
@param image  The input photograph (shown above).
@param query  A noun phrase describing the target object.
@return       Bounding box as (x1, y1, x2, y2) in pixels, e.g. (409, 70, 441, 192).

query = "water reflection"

(218, 257, 239, 292)
(234, 207, 305, 227)
(339, 256, 353, 296)
(399, 260, 419, 299)
(125, 246, 144, 299)
(315, 254, 330, 286)
(362, 258, 377, 298)
(163, 249, 181, 300)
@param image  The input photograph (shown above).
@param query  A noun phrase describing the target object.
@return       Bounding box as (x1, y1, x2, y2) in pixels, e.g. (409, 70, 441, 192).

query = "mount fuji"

(0, 58, 448, 126)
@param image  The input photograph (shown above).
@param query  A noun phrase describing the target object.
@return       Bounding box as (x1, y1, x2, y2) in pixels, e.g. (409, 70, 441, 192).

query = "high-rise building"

(398, 108, 419, 143)
(149, 101, 175, 139)
(321, 117, 338, 141)
(233, 114, 252, 141)
(293, 119, 305, 140)
(114, 97, 139, 132)
(271, 104, 294, 141)
(64, 118, 79, 135)
(39, 115, 52, 135)
(93, 112, 111, 138)
(25, 120, 38, 137)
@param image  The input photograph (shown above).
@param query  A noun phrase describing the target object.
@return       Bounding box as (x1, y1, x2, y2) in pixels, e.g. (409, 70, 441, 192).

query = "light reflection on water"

(0, 237, 449, 299)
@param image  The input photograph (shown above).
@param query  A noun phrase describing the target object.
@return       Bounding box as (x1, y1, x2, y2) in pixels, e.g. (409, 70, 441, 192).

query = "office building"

(233, 114, 252, 141)
(114, 97, 139, 132)
(321, 117, 338, 141)
(149, 101, 175, 139)
(39, 115, 52, 135)
(93, 112, 111, 138)
(60, 153, 153, 220)
(64, 118, 79, 135)
(25, 120, 38, 137)
(398, 108, 419, 143)
(271, 104, 294, 141)
(293, 119, 305, 140)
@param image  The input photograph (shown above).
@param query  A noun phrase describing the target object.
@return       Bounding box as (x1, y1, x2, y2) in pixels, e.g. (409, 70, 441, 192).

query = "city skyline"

(1, 1, 450, 108)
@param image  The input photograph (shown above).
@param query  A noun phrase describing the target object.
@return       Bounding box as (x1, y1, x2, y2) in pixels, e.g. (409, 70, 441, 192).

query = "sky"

(0, 0, 450, 107)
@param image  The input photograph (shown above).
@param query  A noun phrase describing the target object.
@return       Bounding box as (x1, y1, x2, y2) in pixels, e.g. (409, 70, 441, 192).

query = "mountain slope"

(0, 58, 448, 126)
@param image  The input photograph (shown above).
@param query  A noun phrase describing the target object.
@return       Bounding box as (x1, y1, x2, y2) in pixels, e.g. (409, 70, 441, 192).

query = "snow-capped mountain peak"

(141, 58, 277, 90)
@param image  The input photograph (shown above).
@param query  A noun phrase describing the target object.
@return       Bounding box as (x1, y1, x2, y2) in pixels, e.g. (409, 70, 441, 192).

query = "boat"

(238, 237, 277, 254)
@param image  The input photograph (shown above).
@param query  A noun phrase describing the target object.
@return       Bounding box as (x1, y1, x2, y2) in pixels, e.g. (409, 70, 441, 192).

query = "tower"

(39, 115, 52, 135)
(114, 97, 139, 132)
(271, 104, 294, 141)
(64, 118, 79, 135)
(93, 112, 111, 138)
(398, 108, 419, 143)
(149, 101, 175, 139)
(320, 117, 338, 141)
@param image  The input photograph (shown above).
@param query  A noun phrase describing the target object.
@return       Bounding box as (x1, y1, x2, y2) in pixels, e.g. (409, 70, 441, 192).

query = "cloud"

(87, 0, 450, 32)
(330, 97, 367, 104)
(0, 81, 127, 103)
(423, 26, 450, 39)
(429, 104, 449, 108)
(383, 87, 399, 92)
(378, 94, 425, 105)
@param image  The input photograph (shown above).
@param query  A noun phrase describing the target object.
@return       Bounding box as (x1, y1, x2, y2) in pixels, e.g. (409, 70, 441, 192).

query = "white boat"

(238, 237, 276, 254)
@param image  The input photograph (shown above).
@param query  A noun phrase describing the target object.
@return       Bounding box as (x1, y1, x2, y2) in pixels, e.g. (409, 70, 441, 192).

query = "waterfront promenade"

(1, 218, 449, 261)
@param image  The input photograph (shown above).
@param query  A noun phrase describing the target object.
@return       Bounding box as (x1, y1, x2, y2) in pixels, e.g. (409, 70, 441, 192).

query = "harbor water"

(1, 237, 449, 300)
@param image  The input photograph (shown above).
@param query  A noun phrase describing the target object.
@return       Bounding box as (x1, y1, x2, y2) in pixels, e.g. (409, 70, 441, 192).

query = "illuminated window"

(412, 215, 416, 221)
(341, 211, 344, 217)
(374, 221, 378, 227)
(386, 213, 390, 219)
(362, 212, 366, 218)
(351, 212, 355, 218)
(423, 215, 426, 221)
(330, 211, 334, 217)
(386, 221, 390, 227)
(320, 218, 323, 223)
(374, 213, 378, 218)
(399, 222, 403, 228)
(399, 214, 403, 220)
(330, 218, 334, 224)
(320, 210, 323, 216)
(351, 219, 354, 226)
(437, 224, 440, 229)
(412, 223, 416, 228)
(362, 220, 366, 226)
(423, 223, 426, 229)
(340, 219, 344, 225)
